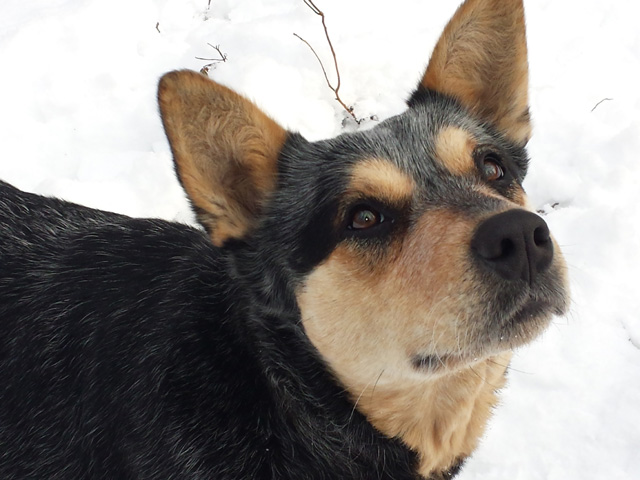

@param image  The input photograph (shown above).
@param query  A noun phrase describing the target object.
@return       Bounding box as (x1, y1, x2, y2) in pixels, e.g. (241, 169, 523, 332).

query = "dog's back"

(0, 181, 245, 477)
(0, 181, 421, 479)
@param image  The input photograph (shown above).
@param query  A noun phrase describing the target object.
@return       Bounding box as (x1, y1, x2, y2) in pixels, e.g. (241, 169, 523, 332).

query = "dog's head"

(158, 0, 568, 471)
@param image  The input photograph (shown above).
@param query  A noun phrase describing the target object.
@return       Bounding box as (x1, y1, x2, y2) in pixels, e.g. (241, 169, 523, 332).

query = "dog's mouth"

(411, 297, 564, 374)
(505, 299, 558, 327)
(411, 353, 476, 372)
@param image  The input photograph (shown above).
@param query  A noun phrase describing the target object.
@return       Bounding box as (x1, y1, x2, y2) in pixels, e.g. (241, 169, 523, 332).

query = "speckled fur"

(0, 0, 568, 478)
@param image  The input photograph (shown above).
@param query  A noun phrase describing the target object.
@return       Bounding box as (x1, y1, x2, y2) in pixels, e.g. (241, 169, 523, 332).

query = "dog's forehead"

(276, 91, 522, 219)
(336, 95, 487, 190)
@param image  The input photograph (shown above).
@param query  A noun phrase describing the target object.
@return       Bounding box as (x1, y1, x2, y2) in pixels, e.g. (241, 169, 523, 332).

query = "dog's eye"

(481, 154, 505, 181)
(348, 207, 385, 230)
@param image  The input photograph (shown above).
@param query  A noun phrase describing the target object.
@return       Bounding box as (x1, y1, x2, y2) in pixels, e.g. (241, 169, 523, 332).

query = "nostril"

(533, 225, 551, 246)
(474, 236, 510, 261)
(532, 224, 554, 274)
(500, 238, 516, 259)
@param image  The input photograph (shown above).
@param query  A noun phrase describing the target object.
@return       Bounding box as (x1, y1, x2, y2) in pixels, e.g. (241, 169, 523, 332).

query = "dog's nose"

(471, 210, 554, 284)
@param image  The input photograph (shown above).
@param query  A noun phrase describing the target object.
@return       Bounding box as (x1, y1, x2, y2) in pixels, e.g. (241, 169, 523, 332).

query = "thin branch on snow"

(294, 0, 361, 124)
(197, 44, 228, 75)
(591, 97, 613, 112)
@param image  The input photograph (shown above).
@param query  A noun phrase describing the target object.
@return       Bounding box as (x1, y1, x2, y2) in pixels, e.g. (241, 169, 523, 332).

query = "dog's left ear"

(158, 70, 287, 246)
(417, 0, 531, 145)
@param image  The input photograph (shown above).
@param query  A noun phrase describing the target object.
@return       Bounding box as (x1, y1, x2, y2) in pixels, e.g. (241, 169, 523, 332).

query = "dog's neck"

(345, 353, 512, 478)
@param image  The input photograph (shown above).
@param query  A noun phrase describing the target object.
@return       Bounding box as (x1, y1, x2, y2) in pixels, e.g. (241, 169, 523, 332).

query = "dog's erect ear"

(418, 0, 531, 145)
(158, 70, 287, 246)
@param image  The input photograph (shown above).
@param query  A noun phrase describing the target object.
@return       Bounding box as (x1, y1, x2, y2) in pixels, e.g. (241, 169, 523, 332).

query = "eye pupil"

(483, 156, 504, 181)
(350, 208, 383, 230)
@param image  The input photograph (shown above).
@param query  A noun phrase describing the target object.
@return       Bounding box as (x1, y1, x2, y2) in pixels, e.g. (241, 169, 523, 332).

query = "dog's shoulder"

(0, 180, 215, 270)
(0, 181, 241, 336)
(0, 182, 270, 477)
(0, 180, 237, 352)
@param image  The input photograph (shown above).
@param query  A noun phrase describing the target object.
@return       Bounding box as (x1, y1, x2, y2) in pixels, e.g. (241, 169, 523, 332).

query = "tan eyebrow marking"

(348, 158, 415, 202)
(434, 126, 477, 176)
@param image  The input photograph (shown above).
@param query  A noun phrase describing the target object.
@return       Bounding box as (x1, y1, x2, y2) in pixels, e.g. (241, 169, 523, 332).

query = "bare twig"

(591, 97, 613, 112)
(155, 22, 161, 34)
(294, 0, 361, 124)
(293, 34, 333, 92)
(197, 44, 228, 75)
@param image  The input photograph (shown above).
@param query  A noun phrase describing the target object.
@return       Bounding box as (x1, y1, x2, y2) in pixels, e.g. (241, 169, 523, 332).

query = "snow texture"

(1, 0, 639, 478)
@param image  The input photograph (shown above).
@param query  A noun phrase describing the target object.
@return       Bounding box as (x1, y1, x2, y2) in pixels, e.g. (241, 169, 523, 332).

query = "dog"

(0, 0, 569, 478)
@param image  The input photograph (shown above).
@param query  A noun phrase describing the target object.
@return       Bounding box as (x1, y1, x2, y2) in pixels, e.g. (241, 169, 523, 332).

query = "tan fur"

(421, 0, 531, 145)
(297, 219, 509, 475)
(298, 211, 491, 391)
(507, 184, 528, 207)
(297, 179, 567, 476)
(158, 70, 286, 246)
(434, 127, 477, 176)
(349, 159, 415, 204)
(297, 202, 556, 476)
(353, 353, 512, 476)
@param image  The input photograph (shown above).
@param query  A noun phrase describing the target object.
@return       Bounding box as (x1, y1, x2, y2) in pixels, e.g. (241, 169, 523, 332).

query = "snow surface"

(1, 0, 639, 478)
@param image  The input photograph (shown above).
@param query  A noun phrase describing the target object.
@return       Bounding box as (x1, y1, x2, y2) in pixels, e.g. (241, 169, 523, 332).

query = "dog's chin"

(494, 300, 557, 344)
(411, 299, 562, 375)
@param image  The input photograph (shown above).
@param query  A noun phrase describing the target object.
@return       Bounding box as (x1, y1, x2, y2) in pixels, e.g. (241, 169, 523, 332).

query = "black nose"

(471, 210, 554, 284)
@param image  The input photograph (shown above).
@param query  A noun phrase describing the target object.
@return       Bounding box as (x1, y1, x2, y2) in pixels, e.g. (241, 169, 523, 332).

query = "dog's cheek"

(296, 245, 409, 386)
(295, 211, 482, 385)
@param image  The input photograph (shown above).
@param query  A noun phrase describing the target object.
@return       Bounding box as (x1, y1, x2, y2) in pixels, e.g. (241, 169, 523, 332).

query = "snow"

(1, 0, 639, 478)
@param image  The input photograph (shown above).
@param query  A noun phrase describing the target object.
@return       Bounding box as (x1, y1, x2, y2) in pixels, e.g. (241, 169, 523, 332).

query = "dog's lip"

(506, 298, 555, 326)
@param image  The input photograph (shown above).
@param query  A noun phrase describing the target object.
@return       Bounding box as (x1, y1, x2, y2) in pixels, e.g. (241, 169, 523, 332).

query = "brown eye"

(349, 207, 384, 230)
(482, 155, 505, 181)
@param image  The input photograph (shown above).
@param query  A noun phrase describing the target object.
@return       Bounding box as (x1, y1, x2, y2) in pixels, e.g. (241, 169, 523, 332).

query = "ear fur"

(419, 0, 531, 145)
(158, 70, 287, 246)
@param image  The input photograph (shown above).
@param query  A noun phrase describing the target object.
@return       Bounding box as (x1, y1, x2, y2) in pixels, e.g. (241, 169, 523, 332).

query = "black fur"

(0, 1, 567, 476)
(0, 181, 439, 479)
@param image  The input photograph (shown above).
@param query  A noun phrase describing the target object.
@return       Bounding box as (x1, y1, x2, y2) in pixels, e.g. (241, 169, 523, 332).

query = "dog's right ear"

(416, 0, 531, 146)
(158, 70, 287, 247)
